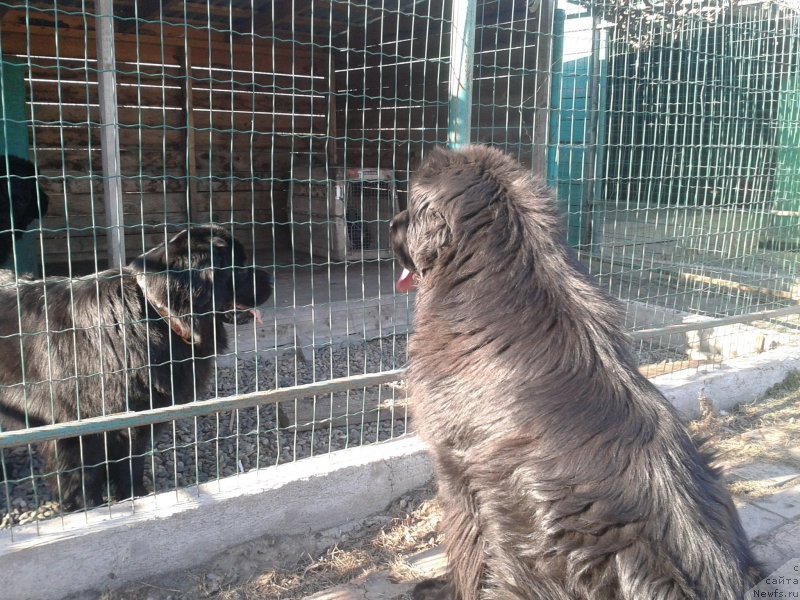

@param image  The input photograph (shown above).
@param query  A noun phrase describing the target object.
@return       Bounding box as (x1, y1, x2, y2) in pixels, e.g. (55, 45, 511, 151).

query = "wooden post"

(94, 0, 126, 268)
(180, 44, 198, 224)
(326, 53, 338, 165)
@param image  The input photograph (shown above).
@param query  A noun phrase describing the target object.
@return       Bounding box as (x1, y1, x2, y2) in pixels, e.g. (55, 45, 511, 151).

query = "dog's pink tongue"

(396, 268, 416, 293)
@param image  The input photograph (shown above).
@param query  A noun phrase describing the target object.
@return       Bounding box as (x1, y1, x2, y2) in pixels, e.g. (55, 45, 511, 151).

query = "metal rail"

(0, 370, 405, 448)
(630, 305, 800, 342)
(2, 305, 798, 448)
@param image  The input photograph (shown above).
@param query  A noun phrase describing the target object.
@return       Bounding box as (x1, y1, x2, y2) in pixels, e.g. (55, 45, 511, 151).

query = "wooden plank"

(336, 62, 448, 97)
(28, 148, 100, 171)
(2, 15, 314, 70)
(49, 175, 182, 197)
(194, 178, 275, 193)
(345, 127, 446, 144)
(43, 186, 277, 213)
(30, 123, 186, 148)
(180, 45, 197, 222)
(114, 0, 163, 32)
(27, 80, 184, 109)
(190, 89, 317, 114)
(41, 188, 189, 213)
(41, 210, 189, 230)
(31, 125, 294, 150)
(348, 104, 449, 131)
(193, 149, 285, 174)
(39, 223, 277, 272)
(29, 103, 185, 128)
(191, 131, 330, 153)
(94, 0, 126, 268)
(188, 72, 322, 96)
(38, 212, 276, 232)
(33, 147, 191, 172)
(190, 109, 326, 134)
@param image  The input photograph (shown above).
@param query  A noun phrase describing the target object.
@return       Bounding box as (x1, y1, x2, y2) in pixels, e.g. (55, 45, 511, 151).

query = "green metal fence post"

(0, 60, 41, 276)
(448, 0, 477, 149)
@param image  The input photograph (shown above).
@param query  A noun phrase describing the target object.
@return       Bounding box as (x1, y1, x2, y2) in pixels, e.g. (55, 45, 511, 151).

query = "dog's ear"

(407, 202, 453, 274)
(128, 254, 207, 346)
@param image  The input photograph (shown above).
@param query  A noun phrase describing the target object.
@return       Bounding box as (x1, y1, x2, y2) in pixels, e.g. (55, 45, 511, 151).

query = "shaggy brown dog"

(0, 225, 272, 510)
(390, 146, 762, 600)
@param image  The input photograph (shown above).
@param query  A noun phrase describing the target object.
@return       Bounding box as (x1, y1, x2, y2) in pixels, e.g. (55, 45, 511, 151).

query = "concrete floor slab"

(752, 485, 800, 520)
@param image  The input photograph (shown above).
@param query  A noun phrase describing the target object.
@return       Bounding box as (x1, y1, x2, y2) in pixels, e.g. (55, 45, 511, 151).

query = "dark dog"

(0, 225, 272, 510)
(0, 155, 49, 264)
(390, 146, 761, 599)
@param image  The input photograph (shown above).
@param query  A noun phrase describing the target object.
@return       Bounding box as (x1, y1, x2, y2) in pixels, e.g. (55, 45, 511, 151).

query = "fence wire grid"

(0, 0, 798, 534)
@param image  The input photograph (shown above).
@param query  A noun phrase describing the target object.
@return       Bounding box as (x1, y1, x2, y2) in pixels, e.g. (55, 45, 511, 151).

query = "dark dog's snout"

(226, 266, 273, 325)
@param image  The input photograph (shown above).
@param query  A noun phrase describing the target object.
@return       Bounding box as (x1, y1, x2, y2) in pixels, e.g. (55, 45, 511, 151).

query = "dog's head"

(391, 145, 560, 294)
(128, 225, 273, 345)
(390, 146, 494, 293)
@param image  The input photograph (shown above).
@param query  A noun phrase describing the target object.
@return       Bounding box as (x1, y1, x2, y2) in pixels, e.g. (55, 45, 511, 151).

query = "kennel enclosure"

(0, 0, 798, 563)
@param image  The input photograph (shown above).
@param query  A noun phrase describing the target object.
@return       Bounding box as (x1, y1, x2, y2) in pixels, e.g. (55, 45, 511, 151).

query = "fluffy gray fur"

(390, 145, 762, 600)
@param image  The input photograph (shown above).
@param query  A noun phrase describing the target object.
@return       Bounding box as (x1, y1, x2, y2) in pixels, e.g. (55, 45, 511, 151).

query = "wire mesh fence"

(561, 0, 800, 371)
(0, 0, 798, 536)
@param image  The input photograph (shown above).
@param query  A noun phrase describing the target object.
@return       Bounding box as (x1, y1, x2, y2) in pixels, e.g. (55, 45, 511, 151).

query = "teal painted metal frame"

(447, 0, 477, 149)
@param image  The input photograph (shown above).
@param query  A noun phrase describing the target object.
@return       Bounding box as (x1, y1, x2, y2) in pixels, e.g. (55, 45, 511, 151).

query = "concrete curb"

(0, 437, 432, 600)
(652, 343, 800, 417)
(2, 344, 799, 599)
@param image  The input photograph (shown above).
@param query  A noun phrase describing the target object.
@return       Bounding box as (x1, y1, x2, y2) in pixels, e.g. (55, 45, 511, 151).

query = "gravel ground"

(1, 336, 683, 529)
(0, 336, 409, 528)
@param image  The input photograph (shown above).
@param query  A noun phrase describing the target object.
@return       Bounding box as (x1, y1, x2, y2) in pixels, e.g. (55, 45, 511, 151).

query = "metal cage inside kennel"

(288, 166, 398, 261)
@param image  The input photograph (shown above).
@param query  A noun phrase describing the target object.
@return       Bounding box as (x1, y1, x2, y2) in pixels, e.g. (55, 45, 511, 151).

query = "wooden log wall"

(1, 8, 333, 272)
(1, 2, 551, 271)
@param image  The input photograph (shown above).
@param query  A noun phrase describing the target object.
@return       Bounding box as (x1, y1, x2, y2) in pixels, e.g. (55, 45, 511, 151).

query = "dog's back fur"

(397, 146, 762, 599)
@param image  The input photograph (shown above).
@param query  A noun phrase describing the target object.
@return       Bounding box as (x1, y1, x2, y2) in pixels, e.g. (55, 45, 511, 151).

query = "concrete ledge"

(652, 342, 800, 418)
(2, 344, 800, 599)
(0, 437, 432, 600)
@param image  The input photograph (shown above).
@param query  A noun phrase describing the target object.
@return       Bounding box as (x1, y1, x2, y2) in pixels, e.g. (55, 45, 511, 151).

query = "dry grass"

(213, 497, 441, 599)
(690, 370, 800, 498)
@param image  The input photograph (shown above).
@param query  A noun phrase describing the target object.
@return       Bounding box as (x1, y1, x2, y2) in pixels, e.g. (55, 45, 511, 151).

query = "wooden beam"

(95, 0, 126, 269)
(1, 13, 311, 68)
(326, 53, 338, 165)
(179, 44, 198, 224)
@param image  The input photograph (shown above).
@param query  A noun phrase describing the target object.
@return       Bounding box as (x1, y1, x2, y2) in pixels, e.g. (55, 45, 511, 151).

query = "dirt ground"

(70, 371, 800, 600)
